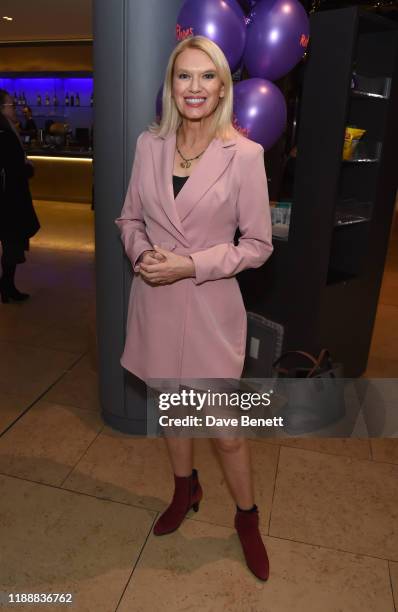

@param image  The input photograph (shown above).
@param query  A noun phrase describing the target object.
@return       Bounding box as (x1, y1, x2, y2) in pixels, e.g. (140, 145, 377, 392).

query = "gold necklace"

(176, 142, 207, 169)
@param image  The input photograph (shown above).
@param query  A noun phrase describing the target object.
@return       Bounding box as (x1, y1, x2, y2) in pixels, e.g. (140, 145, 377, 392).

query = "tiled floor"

(0, 200, 397, 612)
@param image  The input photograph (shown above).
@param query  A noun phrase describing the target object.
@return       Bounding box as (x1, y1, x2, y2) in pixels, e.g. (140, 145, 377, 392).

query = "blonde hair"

(149, 35, 237, 141)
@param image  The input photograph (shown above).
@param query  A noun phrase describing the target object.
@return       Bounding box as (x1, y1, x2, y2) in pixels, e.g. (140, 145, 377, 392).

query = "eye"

(178, 73, 190, 79)
(203, 73, 216, 79)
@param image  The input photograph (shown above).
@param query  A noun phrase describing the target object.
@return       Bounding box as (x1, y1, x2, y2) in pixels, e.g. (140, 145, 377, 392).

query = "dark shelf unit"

(0, 71, 94, 134)
(15, 106, 93, 120)
(239, 6, 398, 377)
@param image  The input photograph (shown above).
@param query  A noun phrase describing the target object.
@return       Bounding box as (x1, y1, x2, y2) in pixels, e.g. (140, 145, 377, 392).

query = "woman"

(0, 89, 40, 303)
(115, 36, 273, 581)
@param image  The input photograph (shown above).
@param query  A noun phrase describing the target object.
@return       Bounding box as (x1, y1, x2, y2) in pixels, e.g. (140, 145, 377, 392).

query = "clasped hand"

(137, 245, 195, 285)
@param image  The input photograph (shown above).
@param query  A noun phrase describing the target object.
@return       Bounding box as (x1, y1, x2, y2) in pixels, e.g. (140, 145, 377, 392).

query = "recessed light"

(2, 16, 14, 21)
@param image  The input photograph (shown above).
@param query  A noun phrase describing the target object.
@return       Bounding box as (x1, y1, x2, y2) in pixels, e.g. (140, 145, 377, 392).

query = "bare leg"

(214, 437, 269, 581)
(163, 437, 194, 477)
(151, 386, 194, 477)
(212, 437, 254, 509)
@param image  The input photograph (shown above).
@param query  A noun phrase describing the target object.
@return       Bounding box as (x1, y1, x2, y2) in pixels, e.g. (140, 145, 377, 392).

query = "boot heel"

(192, 501, 200, 512)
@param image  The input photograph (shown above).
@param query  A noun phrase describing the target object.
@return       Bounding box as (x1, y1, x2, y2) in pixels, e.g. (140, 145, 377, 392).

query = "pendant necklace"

(176, 142, 207, 169)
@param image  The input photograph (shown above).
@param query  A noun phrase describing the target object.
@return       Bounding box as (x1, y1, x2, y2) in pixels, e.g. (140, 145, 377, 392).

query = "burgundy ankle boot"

(235, 505, 269, 581)
(153, 468, 203, 536)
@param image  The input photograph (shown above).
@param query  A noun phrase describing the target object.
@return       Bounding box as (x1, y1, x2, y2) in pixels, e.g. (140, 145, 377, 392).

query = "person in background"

(20, 106, 38, 141)
(0, 89, 40, 303)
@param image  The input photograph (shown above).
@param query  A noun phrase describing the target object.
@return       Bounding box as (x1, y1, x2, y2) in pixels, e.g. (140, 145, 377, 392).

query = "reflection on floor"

(0, 200, 397, 611)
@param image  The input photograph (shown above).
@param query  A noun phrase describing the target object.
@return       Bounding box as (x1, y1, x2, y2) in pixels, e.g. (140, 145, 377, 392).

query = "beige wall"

(0, 43, 92, 72)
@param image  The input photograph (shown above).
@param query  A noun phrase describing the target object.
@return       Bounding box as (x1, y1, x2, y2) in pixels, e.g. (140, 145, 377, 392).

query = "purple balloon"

(244, 0, 309, 81)
(237, 0, 257, 12)
(176, 0, 247, 73)
(233, 78, 286, 150)
(224, 0, 246, 18)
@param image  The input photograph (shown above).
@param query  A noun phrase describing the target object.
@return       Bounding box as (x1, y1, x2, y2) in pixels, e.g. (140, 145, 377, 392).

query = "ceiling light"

(2, 16, 14, 21)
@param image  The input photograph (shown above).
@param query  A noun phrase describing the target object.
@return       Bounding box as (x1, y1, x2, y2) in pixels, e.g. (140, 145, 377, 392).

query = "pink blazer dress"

(115, 129, 273, 383)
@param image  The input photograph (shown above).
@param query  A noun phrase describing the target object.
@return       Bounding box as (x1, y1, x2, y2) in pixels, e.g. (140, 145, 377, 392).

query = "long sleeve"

(190, 145, 273, 285)
(115, 132, 153, 269)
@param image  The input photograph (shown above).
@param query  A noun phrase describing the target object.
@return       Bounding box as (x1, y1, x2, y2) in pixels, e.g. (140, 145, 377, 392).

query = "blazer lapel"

(150, 131, 188, 242)
(151, 131, 237, 238)
(176, 137, 236, 223)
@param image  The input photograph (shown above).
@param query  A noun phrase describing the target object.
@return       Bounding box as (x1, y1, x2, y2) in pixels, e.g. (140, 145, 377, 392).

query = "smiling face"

(172, 47, 225, 124)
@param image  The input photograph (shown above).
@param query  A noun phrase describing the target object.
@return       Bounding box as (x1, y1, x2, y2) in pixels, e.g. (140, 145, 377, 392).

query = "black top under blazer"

(172, 174, 189, 199)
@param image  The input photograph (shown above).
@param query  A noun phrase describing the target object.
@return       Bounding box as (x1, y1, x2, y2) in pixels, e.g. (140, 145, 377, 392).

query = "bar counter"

(26, 146, 93, 204)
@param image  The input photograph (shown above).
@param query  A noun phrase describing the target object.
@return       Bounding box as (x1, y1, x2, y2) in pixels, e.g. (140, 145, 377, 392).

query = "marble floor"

(0, 200, 397, 612)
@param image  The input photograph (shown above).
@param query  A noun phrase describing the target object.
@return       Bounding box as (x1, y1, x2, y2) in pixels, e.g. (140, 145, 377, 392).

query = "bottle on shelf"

(90, 91, 93, 107)
(75, 92, 80, 107)
(37, 93, 42, 106)
(18, 93, 23, 106)
(53, 94, 58, 107)
(22, 92, 26, 106)
(65, 92, 70, 106)
(13, 92, 18, 105)
(70, 94, 75, 107)
(45, 92, 50, 106)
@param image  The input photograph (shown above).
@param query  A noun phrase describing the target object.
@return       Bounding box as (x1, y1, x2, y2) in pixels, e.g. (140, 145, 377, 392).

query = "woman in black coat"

(0, 89, 40, 303)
